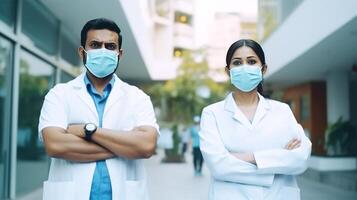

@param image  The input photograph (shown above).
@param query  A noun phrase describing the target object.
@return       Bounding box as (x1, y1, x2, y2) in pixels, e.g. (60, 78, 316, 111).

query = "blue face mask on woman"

(84, 48, 119, 78)
(229, 64, 262, 92)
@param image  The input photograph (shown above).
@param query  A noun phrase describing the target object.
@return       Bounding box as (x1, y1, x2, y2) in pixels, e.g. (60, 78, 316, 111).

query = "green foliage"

(325, 117, 357, 156)
(148, 51, 228, 125)
(146, 51, 229, 158)
(17, 61, 53, 160)
(165, 124, 181, 157)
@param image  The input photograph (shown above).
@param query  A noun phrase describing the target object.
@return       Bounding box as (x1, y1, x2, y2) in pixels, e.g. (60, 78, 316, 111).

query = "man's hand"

(65, 124, 158, 159)
(91, 125, 158, 159)
(67, 124, 86, 138)
(42, 126, 115, 162)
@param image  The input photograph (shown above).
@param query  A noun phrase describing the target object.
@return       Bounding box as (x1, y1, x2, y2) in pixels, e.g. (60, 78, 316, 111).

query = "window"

(174, 11, 192, 25)
(287, 100, 296, 114)
(16, 50, 55, 196)
(0, 0, 17, 31)
(300, 94, 310, 122)
(21, 0, 59, 55)
(153, 0, 170, 18)
(60, 33, 80, 66)
(0, 36, 13, 199)
(173, 47, 184, 57)
(60, 70, 74, 83)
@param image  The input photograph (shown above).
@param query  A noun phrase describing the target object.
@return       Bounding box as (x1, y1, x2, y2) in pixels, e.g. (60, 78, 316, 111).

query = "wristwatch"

(84, 123, 97, 141)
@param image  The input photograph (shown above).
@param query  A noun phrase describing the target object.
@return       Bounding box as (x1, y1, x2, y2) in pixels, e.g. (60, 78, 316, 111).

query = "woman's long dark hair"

(225, 39, 266, 95)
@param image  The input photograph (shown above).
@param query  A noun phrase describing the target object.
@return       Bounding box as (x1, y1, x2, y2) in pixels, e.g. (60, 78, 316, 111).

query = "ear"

(118, 49, 124, 59)
(78, 46, 85, 61)
(225, 66, 230, 77)
(262, 64, 268, 75)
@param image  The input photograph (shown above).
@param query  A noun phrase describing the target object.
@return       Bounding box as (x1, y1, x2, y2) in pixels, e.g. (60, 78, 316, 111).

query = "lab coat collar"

(68, 73, 126, 123)
(224, 92, 271, 128)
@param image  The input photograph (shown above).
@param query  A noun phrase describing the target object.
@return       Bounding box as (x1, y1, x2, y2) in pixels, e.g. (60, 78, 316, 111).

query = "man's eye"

(106, 44, 117, 50)
(91, 43, 100, 48)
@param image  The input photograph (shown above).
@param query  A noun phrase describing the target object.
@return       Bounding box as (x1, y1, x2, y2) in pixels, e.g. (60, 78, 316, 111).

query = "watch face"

(86, 123, 96, 132)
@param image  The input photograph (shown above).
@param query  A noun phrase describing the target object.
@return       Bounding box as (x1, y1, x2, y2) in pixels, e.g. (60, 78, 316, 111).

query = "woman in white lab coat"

(199, 39, 312, 200)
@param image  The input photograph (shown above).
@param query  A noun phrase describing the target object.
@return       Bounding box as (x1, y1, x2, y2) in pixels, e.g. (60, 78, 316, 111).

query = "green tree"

(147, 51, 229, 161)
(17, 60, 54, 160)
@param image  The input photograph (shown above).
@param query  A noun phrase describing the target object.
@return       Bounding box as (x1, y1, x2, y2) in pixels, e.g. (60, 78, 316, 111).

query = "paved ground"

(16, 149, 357, 200)
(146, 149, 357, 200)
(146, 150, 210, 200)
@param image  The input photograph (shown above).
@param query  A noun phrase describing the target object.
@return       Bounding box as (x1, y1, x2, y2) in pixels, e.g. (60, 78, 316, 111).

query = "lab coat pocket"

(278, 186, 300, 200)
(125, 159, 149, 200)
(213, 180, 263, 200)
(126, 180, 149, 200)
(43, 181, 75, 200)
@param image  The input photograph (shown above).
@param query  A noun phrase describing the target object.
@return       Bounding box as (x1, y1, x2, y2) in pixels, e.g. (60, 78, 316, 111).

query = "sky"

(194, 0, 258, 47)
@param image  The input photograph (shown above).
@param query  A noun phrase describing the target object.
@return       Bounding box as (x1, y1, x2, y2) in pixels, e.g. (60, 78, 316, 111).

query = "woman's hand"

(285, 138, 301, 150)
(231, 138, 301, 165)
(231, 152, 256, 165)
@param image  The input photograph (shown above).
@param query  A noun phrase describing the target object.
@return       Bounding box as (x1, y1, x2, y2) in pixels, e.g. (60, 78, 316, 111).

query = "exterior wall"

(350, 80, 357, 138)
(327, 71, 350, 123)
(257, 0, 302, 41)
(0, 0, 80, 198)
(206, 12, 257, 82)
(172, 0, 195, 51)
(282, 82, 327, 155)
(206, 12, 241, 81)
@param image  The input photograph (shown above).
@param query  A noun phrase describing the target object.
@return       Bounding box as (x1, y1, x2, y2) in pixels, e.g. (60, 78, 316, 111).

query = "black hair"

(80, 18, 122, 49)
(225, 39, 266, 94)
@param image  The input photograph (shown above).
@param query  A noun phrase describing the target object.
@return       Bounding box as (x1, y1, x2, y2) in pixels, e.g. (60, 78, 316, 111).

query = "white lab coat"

(38, 73, 159, 200)
(200, 93, 311, 200)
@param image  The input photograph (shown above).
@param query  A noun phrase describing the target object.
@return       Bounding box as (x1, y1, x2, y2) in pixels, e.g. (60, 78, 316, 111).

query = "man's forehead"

(87, 29, 119, 43)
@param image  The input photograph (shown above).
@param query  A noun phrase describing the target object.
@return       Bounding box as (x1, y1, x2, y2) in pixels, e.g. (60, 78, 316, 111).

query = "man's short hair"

(81, 18, 122, 49)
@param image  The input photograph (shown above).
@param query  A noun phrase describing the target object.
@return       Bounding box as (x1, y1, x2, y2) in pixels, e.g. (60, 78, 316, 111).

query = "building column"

(326, 71, 350, 123)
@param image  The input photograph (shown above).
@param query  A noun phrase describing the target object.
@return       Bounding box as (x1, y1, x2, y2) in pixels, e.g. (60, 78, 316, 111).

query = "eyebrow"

(89, 40, 117, 44)
(232, 56, 257, 60)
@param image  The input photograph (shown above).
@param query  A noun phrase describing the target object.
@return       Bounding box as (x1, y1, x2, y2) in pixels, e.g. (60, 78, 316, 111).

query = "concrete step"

(301, 168, 357, 191)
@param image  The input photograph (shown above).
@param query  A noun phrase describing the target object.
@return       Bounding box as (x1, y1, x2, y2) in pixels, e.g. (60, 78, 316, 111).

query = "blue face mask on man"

(84, 48, 119, 78)
(229, 64, 263, 92)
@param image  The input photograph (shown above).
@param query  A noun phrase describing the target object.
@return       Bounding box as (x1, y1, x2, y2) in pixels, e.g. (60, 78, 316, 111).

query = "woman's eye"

(248, 60, 256, 64)
(232, 61, 241, 66)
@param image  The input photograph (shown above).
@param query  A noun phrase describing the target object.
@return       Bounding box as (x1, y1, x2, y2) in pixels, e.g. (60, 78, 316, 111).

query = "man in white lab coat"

(38, 18, 159, 200)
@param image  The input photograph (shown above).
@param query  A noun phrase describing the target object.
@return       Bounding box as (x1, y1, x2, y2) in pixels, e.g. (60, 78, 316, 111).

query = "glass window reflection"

(0, 36, 12, 199)
(60, 70, 74, 83)
(0, 0, 17, 31)
(16, 50, 55, 196)
(21, 0, 59, 55)
(60, 34, 80, 66)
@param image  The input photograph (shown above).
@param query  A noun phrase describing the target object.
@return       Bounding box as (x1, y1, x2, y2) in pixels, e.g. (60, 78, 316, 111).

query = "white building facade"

(259, 0, 357, 170)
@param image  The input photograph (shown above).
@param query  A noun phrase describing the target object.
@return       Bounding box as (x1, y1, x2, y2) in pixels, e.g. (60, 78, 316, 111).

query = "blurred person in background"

(191, 116, 204, 176)
(181, 127, 190, 156)
(199, 39, 311, 200)
(38, 18, 158, 200)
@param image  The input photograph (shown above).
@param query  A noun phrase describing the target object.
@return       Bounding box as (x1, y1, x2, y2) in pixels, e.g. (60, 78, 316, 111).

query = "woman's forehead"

(232, 46, 258, 58)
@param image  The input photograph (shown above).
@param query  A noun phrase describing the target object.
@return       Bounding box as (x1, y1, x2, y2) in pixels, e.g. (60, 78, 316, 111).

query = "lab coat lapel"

(224, 93, 253, 128)
(69, 73, 98, 118)
(103, 74, 125, 116)
(252, 94, 270, 126)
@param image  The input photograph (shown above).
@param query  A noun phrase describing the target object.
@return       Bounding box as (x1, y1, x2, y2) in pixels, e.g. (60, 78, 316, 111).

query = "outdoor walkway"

(16, 149, 357, 200)
(146, 149, 357, 200)
(146, 150, 210, 200)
